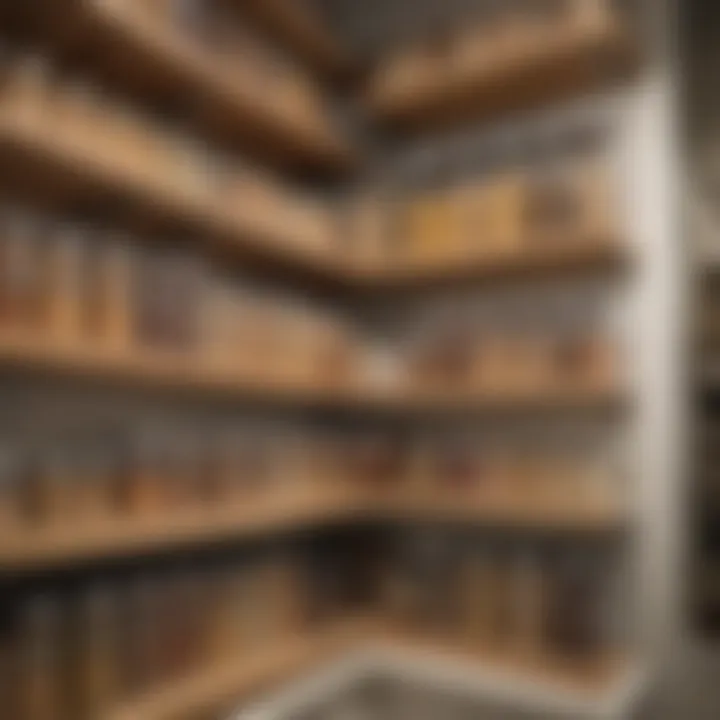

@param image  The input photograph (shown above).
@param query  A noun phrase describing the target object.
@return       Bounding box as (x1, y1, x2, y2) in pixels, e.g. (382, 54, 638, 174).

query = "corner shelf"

(353, 234, 630, 289)
(107, 620, 365, 720)
(240, 0, 357, 81)
(0, 330, 628, 417)
(107, 619, 641, 720)
(366, 10, 632, 131)
(49, 0, 356, 174)
(0, 489, 626, 572)
(0, 106, 629, 288)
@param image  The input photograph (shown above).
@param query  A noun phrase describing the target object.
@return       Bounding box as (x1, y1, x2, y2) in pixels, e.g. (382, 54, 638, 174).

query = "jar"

(19, 593, 65, 720)
(0, 212, 44, 331)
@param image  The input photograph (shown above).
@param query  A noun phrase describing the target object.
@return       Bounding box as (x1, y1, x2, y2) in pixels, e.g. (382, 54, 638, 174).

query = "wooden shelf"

(44, 0, 356, 174)
(0, 330, 627, 416)
(371, 629, 639, 719)
(0, 492, 362, 572)
(0, 108, 629, 287)
(353, 234, 630, 288)
(375, 495, 627, 534)
(240, 0, 357, 81)
(0, 107, 347, 284)
(107, 619, 365, 720)
(0, 486, 626, 572)
(366, 11, 632, 131)
(107, 619, 638, 720)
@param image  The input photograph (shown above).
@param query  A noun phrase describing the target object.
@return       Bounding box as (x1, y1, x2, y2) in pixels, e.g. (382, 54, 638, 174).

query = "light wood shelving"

(105, 618, 633, 720)
(0, 491, 362, 572)
(0, 488, 625, 572)
(0, 330, 627, 415)
(240, 0, 356, 81)
(366, 7, 631, 131)
(0, 100, 628, 288)
(356, 233, 629, 288)
(106, 619, 366, 720)
(50, 0, 356, 174)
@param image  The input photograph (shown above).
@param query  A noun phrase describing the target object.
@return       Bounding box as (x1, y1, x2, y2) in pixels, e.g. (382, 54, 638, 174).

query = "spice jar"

(3, 54, 54, 126)
(23, 443, 74, 526)
(121, 427, 171, 516)
(545, 550, 610, 662)
(43, 225, 86, 343)
(0, 212, 44, 331)
(83, 236, 134, 351)
(0, 444, 20, 532)
(19, 592, 66, 720)
(73, 585, 119, 720)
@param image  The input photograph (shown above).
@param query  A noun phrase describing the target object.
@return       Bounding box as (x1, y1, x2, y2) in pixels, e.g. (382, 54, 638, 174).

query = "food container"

(19, 593, 65, 720)
(73, 585, 119, 720)
(43, 225, 86, 343)
(83, 236, 135, 351)
(0, 213, 44, 331)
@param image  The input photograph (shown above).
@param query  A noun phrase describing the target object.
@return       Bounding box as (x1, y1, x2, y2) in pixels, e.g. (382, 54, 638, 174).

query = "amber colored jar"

(0, 445, 20, 532)
(82, 238, 134, 351)
(544, 551, 609, 661)
(41, 226, 86, 343)
(22, 446, 74, 527)
(120, 429, 172, 516)
(0, 214, 44, 331)
(72, 586, 119, 720)
(19, 593, 66, 720)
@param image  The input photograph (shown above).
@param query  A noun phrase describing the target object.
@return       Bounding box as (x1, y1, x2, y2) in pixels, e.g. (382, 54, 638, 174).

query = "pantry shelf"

(52, 0, 357, 174)
(107, 619, 640, 720)
(0, 107, 347, 284)
(0, 493, 362, 572)
(369, 629, 643, 720)
(366, 8, 632, 131)
(107, 619, 366, 720)
(0, 494, 626, 572)
(354, 235, 629, 288)
(240, 0, 357, 81)
(0, 331, 627, 416)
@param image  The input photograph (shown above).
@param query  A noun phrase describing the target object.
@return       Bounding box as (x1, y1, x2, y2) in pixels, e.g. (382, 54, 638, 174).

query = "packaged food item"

(43, 225, 86, 343)
(72, 585, 119, 720)
(545, 550, 610, 661)
(83, 236, 135, 351)
(457, 173, 525, 258)
(3, 54, 54, 126)
(0, 212, 44, 331)
(522, 159, 615, 250)
(347, 194, 389, 268)
(400, 190, 459, 263)
(23, 443, 74, 526)
(0, 444, 20, 531)
(19, 592, 66, 720)
(121, 426, 172, 516)
(133, 250, 204, 354)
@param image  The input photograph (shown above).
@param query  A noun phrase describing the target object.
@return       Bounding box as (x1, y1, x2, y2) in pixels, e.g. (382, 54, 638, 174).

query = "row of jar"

(0, 424, 619, 531)
(368, 0, 616, 104)
(0, 552, 332, 720)
(348, 156, 619, 266)
(0, 49, 335, 248)
(0, 214, 621, 392)
(379, 532, 618, 662)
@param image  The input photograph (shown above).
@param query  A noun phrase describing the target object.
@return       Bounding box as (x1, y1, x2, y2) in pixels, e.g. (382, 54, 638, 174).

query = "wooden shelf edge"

(350, 235, 630, 288)
(0, 114, 630, 287)
(107, 619, 641, 720)
(85, 0, 355, 172)
(241, 0, 358, 81)
(0, 491, 627, 572)
(0, 330, 628, 415)
(106, 619, 366, 720)
(367, 15, 634, 129)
